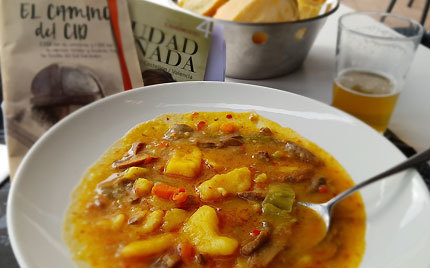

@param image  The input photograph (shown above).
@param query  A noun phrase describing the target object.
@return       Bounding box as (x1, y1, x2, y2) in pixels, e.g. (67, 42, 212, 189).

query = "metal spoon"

(299, 148, 430, 233)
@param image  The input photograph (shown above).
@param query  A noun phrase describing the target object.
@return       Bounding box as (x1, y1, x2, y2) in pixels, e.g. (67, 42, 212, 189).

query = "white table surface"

(227, 4, 430, 152)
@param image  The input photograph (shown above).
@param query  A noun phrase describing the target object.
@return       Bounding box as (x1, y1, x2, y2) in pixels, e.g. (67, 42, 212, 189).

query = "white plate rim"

(7, 81, 430, 268)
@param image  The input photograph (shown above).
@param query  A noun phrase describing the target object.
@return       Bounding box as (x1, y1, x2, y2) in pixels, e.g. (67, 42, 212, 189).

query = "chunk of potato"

(121, 233, 175, 258)
(134, 178, 154, 197)
(123, 167, 149, 180)
(162, 208, 188, 232)
(165, 147, 202, 178)
(254, 173, 268, 183)
(198, 167, 251, 200)
(96, 214, 125, 230)
(182, 205, 238, 255)
(141, 210, 164, 233)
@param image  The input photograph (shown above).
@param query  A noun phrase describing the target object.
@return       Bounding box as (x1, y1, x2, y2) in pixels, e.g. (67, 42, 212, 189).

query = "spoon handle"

(328, 148, 430, 207)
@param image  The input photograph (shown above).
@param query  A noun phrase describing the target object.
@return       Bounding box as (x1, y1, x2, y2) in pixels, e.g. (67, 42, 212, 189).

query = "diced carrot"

(152, 184, 187, 204)
(152, 184, 175, 199)
(152, 184, 180, 199)
(180, 242, 195, 261)
(172, 192, 188, 204)
(196, 121, 206, 131)
(220, 122, 236, 134)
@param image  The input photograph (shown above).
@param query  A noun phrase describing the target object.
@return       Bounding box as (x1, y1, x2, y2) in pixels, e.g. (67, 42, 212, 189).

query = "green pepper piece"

(262, 203, 292, 218)
(263, 184, 295, 213)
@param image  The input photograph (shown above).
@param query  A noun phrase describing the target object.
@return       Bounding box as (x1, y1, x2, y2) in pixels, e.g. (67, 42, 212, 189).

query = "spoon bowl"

(298, 148, 430, 235)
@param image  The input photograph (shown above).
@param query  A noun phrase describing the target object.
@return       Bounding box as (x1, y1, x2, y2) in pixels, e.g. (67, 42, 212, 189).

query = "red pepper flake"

(318, 185, 328, 193)
(157, 140, 169, 148)
(192, 112, 199, 116)
(166, 117, 170, 120)
(251, 230, 261, 236)
(240, 145, 246, 151)
(271, 162, 278, 166)
(226, 114, 233, 119)
(196, 121, 206, 131)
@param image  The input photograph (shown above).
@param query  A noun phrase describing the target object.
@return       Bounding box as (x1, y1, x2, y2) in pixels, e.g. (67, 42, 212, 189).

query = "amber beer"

(332, 70, 399, 132)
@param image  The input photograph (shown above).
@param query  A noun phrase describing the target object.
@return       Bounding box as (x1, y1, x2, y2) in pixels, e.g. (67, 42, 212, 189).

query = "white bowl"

(8, 81, 430, 268)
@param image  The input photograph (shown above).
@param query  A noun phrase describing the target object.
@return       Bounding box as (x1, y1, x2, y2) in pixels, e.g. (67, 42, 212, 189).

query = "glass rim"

(339, 11, 424, 42)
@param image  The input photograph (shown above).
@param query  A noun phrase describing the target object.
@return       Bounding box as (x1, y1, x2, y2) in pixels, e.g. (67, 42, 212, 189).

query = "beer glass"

(333, 12, 423, 132)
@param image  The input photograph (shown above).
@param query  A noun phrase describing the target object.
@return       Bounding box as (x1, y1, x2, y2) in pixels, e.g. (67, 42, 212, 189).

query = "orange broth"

(64, 112, 365, 268)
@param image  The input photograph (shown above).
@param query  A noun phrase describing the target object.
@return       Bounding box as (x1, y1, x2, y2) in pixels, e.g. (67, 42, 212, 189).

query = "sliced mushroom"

(237, 191, 266, 202)
(196, 141, 217, 149)
(129, 142, 145, 155)
(219, 135, 244, 147)
(241, 222, 272, 256)
(112, 153, 155, 169)
(96, 173, 122, 191)
(151, 253, 181, 268)
(164, 124, 194, 140)
(283, 168, 314, 183)
(284, 141, 317, 164)
(259, 127, 273, 136)
(249, 240, 284, 267)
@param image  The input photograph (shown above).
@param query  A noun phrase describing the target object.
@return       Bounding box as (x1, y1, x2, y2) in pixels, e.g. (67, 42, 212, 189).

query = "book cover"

(128, 0, 215, 82)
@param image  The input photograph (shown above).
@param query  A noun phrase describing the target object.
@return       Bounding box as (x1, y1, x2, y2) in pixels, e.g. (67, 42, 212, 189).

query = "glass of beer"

(333, 12, 423, 133)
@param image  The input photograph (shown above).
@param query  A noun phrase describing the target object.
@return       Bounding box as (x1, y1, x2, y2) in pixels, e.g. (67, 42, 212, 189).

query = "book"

(0, 0, 142, 177)
(128, 0, 225, 83)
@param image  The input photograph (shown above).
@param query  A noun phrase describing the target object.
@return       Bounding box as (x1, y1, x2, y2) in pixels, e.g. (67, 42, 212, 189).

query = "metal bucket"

(169, 1, 339, 79)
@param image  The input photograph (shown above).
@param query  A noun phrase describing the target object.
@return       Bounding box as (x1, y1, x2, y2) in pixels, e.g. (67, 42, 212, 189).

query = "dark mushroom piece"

(96, 173, 123, 191)
(241, 222, 272, 256)
(196, 141, 217, 149)
(259, 127, 273, 136)
(112, 153, 156, 169)
(284, 141, 317, 164)
(129, 142, 145, 155)
(237, 191, 266, 202)
(249, 240, 284, 267)
(164, 124, 194, 140)
(219, 135, 244, 147)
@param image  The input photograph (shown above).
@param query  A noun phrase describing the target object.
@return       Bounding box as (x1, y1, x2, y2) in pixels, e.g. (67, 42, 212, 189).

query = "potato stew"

(64, 112, 365, 268)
